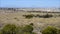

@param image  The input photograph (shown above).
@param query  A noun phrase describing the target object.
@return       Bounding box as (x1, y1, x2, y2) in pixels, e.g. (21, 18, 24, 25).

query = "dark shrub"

(35, 14, 53, 18)
(14, 17, 17, 19)
(30, 23, 34, 26)
(43, 14, 53, 18)
(23, 14, 34, 19)
(35, 14, 40, 17)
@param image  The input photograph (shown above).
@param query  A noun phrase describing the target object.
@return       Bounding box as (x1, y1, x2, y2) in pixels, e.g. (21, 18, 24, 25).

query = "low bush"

(30, 23, 34, 26)
(0, 24, 36, 34)
(23, 14, 34, 19)
(41, 26, 60, 34)
(43, 14, 53, 18)
(23, 14, 53, 18)
(23, 25, 33, 32)
(35, 14, 53, 18)
(1, 24, 18, 34)
(57, 29, 60, 34)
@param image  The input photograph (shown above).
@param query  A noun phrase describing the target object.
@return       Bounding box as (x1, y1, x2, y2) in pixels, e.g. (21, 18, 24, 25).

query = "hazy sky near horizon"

(0, 0, 60, 8)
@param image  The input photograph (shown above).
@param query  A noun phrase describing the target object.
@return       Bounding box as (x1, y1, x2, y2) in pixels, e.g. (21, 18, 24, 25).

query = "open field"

(0, 9, 60, 34)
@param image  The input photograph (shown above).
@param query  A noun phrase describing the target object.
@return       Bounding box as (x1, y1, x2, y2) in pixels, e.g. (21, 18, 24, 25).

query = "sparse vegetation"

(0, 9, 60, 34)
(23, 14, 53, 18)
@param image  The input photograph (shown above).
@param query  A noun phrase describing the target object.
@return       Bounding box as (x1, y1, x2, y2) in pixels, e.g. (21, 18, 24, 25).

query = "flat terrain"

(0, 10, 60, 34)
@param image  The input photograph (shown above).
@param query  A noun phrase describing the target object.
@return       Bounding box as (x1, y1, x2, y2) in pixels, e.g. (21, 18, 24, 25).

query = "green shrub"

(23, 25, 33, 32)
(57, 29, 60, 34)
(0, 24, 36, 34)
(23, 14, 34, 19)
(30, 23, 34, 26)
(1, 24, 18, 34)
(35, 14, 40, 17)
(23, 32, 36, 34)
(43, 14, 53, 18)
(23, 14, 53, 18)
(42, 26, 57, 34)
(0, 31, 2, 34)
(23, 32, 31, 34)
(14, 17, 17, 19)
(35, 14, 53, 18)
(32, 32, 37, 34)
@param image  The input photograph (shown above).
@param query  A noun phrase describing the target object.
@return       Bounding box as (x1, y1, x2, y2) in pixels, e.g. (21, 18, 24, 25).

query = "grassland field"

(0, 10, 60, 34)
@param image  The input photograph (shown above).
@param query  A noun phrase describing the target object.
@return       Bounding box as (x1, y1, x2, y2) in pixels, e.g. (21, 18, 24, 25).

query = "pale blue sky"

(0, 0, 60, 8)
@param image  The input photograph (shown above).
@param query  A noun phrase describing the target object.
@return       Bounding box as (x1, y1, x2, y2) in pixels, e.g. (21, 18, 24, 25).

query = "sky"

(0, 0, 60, 8)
